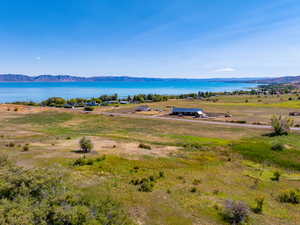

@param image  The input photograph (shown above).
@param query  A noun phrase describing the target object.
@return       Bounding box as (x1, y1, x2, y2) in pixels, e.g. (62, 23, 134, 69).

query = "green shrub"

(149, 175, 156, 182)
(213, 189, 219, 195)
(271, 143, 284, 151)
(73, 157, 87, 166)
(176, 176, 184, 180)
(271, 171, 281, 181)
(190, 187, 197, 193)
(138, 143, 151, 150)
(0, 155, 9, 167)
(271, 115, 294, 136)
(72, 156, 104, 167)
(138, 180, 154, 192)
(252, 196, 264, 214)
(84, 106, 95, 111)
(8, 142, 15, 147)
(79, 137, 93, 153)
(130, 172, 164, 192)
(159, 171, 165, 178)
(193, 179, 202, 185)
(279, 189, 300, 204)
(183, 143, 203, 151)
(95, 156, 106, 162)
(0, 158, 133, 225)
(86, 159, 94, 165)
(22, 144, 29, 152)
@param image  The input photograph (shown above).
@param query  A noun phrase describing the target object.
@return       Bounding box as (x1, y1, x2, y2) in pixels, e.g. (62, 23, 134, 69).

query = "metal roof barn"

(172, 107, 204, 116)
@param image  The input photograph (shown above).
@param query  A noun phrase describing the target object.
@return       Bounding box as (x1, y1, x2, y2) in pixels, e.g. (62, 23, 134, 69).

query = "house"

(171, 107, 205, 117)
(63, 104, 73, 108)
(107, 101, 119, 104)
(135, 105, 151, 112)
(86, 101, 98, 106)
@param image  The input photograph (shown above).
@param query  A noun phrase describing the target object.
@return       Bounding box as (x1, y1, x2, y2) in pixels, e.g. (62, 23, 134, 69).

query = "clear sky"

(0, 0, 300, 78)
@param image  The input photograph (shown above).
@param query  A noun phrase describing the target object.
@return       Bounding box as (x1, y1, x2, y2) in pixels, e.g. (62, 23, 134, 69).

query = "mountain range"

(0, 74, 262, 83)
(0, 74, 160, 82)
(0, 74, 299, 84)
(249, 76, 300, 84)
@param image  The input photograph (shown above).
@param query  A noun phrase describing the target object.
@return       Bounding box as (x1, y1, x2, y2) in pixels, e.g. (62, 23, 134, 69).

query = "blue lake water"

(0, 81, 256, 102)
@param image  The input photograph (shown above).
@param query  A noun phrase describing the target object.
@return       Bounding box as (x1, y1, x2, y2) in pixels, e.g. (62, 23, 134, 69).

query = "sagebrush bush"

(222, 200, 249, 225)
(190, 187, 197, 193)
(159, 171, 165, 178)
(183, 143, 203, 151)
(271, 171, 281, 181)
(138, 179, 154, 192)
(271, 115, 294, 136)
(8, 142, 15, 147)
(0, 156, 133, 225)
(73, 156, 105, 166)
(138, 143, 151, 150)
(271, 143, 284, 151)
(192, 179, 201, 185)
(22, 144, 29, 152)
(130, 172, 165, 192)
(279, 189, 300, 204)
(252, 196, 264, 214)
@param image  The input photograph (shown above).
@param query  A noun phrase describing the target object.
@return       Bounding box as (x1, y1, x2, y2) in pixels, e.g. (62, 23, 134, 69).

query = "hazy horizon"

(0, 73, 299, 80)
(1, 0, 300, 78)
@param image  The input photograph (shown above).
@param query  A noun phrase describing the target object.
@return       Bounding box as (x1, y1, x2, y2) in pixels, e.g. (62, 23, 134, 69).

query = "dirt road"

(101, 112, 300, 131)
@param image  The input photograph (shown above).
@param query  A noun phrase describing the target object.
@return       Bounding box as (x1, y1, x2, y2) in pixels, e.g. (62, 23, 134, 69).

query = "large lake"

(0, 80, 256, 102)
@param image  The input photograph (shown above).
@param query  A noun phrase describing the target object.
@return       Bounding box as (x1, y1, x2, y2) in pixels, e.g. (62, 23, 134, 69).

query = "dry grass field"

(1, 95, 300, 225)
(108, 94, 300, 125)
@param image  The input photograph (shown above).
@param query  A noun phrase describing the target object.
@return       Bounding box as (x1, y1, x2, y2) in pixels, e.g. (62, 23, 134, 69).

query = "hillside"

(0, 74, 261, 83)
(0, 74, 163, 82)
(249, 76, 300, 84)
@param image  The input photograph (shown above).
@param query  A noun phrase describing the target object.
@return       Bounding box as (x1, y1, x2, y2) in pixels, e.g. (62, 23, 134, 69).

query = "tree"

(271, 115, 294, 136)
(41, 97, 66, 106)
(79, 137, 93, 153)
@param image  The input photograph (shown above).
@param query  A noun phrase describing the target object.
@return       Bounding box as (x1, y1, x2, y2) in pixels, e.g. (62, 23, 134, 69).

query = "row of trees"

(11, 83, 300, 107)
(41, 94, 119, 106)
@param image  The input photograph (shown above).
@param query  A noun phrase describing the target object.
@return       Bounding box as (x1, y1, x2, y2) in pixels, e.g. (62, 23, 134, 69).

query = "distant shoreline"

(0, 80, 256, 103)
(0, 74, 264, 83)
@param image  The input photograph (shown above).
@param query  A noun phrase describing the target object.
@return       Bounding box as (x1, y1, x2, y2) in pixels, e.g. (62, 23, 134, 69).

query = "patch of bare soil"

(0, 104, 81, 115)
(32, 136, 179, 160)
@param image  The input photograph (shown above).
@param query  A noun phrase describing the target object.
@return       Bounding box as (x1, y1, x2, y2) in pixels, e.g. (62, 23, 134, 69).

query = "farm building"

(135, 105, 151, 112)
(171, 107, 205, 117)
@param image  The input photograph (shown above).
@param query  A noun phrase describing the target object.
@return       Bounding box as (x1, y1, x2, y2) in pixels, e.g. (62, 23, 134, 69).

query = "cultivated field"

(1, 95, 300, 225)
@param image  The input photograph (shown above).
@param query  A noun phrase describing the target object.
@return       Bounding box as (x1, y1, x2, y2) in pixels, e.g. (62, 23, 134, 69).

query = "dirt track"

(101, 112, 300, 131)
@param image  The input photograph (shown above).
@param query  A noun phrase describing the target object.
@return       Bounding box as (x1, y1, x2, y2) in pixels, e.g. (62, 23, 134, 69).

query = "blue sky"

(0, 0, 300, 78)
